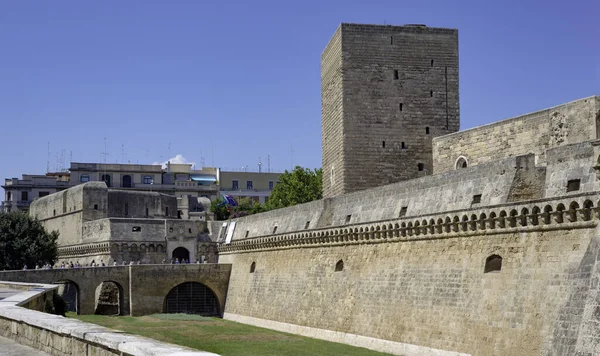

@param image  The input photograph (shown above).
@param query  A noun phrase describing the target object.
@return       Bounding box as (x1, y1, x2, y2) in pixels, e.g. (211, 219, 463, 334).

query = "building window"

(431, 59, 434, 67)
(80, 175, 90, 183)
(335, 260, 344, 272)
(124, 203, 128, 216)
(245, 230, 249, 238)
(94, 204, 98, 210)
(145, 207, 148, 217)
(305, 221, 310, 229)
(430, 90, 433, 97)
(382, 140, 386, 148)
(567, 179, 581, 192)
(143, 176, 153, 184)
(401, 142, 406, 149)
(472, 194, 482, 204)
(269, 181, 274, 190)
(394, 70, 399, 80)
(247, 181, 253, 190)
(345, 214, 351, 224)
(399, 206, 408, 217)
(38, 192, 49, 198)
(165, 207, 169, 217)
(132, 226, 141, 232)
(232, 180, 239, 190)
(188, 228, 192, 233)
(101, 174, 111, 187)
(417, 163, 424, 171)
(425, 127, 430, 134)
(455, 156, 468, 170)
(272, 226, 278, 234)
(6, 192, 11, 201)
(21, 191, 28, 201)
(399, 103, 403, 111)
(250, 262, 256, 273)
(484, 255, 502, 273)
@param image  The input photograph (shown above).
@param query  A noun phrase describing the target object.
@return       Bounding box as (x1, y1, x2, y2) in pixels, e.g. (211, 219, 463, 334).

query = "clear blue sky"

(0, 0, 598, 181)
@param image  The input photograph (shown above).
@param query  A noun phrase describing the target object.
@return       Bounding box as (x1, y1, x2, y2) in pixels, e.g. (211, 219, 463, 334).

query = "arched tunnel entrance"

(94, 281, 124, 315)
(55, 280, 79, 314)
(172, 247, 190, 262)
(164, 282, 220, 316)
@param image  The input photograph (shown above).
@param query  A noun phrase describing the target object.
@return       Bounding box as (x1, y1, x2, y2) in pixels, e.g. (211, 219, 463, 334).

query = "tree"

(210, 198, 230, 220)
(266, 166, 322, 210)
(0, 212, 58, 270)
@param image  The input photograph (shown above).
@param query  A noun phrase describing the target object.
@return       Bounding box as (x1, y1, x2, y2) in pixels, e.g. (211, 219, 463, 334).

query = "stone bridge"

(0, 264, 231, 316)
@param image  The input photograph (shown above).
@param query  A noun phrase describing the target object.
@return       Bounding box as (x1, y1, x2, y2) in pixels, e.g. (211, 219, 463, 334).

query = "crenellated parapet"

(219, 193, 599, 254)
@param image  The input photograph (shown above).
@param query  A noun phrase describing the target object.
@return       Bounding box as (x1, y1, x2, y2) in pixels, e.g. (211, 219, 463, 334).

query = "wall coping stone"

(0, 281, 219, 356)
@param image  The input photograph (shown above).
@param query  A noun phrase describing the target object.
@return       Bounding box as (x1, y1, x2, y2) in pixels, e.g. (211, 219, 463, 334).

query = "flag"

(217, 194, 238, 207)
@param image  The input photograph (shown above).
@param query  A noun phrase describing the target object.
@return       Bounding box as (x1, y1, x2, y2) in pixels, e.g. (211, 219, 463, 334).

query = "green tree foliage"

(266, 166, 322, 210)
(0, 211, 58, 270)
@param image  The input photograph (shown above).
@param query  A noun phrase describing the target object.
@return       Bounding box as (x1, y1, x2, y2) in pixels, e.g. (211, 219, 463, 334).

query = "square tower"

(321, 23, 459, 198)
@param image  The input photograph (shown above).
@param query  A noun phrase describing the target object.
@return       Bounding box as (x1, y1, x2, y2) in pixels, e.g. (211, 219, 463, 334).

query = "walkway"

(0, 335, 49, 355)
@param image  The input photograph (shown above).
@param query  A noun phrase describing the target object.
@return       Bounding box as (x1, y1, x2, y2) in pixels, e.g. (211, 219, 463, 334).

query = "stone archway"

(172, 247, 190, 262)
(54, 280, 79, 314)
(163, 282, 220, 316)
(94, 281, 124, 315)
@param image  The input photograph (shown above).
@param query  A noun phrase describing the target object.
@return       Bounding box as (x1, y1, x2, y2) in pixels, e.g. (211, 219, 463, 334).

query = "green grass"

(68, 313, 392, 356)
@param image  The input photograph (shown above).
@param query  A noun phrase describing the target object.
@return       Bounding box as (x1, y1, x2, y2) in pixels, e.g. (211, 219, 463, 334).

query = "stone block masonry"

(322, 23, 459, 198)
(433, 96, 600, 174)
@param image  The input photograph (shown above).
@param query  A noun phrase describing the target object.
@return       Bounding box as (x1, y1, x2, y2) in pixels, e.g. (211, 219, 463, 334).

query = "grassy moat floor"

(68, 313, 392, 356)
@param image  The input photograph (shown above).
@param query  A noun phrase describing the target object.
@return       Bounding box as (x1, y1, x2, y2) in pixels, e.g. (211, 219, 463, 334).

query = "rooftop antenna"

(258, 157, 262, 173)
(101, 138, 109, 164)
(46, 142, 50, 173)
(168, 142, 171, 159)
(121, 144, 125, 164)
(69, 150, 72, 168)
(268, 154, 271, 173)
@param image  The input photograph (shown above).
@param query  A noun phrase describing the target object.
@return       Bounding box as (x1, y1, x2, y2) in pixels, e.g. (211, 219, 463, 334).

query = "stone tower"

(321, 23, 460, 198)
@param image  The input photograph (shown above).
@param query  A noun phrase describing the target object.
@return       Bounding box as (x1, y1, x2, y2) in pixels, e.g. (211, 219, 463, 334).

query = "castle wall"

(432, 96, 599, 174)
(29, 182, 108, 246)
(322, 24, 459, 198)
(219, 194, 600, 356)
(107, 190, 176, 219)
(227, 154, 538, 240)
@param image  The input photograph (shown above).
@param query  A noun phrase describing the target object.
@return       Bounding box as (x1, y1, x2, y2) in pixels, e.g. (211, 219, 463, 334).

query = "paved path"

(0, 335, 49, 355)
(0, 287, 20, 301)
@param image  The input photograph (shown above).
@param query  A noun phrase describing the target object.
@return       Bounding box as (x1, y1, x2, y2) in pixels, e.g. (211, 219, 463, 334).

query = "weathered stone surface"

(322, 23, 460, 199)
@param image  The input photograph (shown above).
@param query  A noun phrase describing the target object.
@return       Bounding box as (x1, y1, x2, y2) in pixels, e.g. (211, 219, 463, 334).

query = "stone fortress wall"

(29, 182, 216, 265)
(219, 139, 600, 355)
(433, 96, 600, 174)
(322, 23, 460, 199)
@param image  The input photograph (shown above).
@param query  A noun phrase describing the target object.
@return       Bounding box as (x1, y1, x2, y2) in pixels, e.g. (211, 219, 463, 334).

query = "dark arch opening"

(335, 260, 344, 272)
(250, 261, 256, 273)
(484, 255, 503, 273)
(101, 174, 111, 187)
(54, 280, 79, 314)
(164, 282, 220, 316)
(172, 247, 190, 262)
(94, 281, 124, 315)
(122, 175, 132, 188)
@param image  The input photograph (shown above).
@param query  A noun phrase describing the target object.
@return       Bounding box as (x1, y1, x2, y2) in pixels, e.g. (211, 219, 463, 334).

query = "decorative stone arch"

(444, 217, 452, 233)
(436, 218, 444, 234)
(428, 219, 435, 234)
(568, 201, 580, 222)
(469, 214, 477, 231)
(508, 209, 518, 228)
(488, 211, 497, 229)
(454, 155, 469, 170)
(583, 200, 594, 220)
(530, 206, 541, 225)
(555, 203, 566, 224)
(163, 282, 220, 316)
(54, 279, 80, 314)
(520, 208, 529, 226)
(543, 205, 553, 224)
(460, 215, 469, 232)
(478, 213, 487, 230)
(94, 280, 125, 316)
(498, 211, 507, 228)
(413, 221, 421, 236)
(148, 244, 156, 252)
